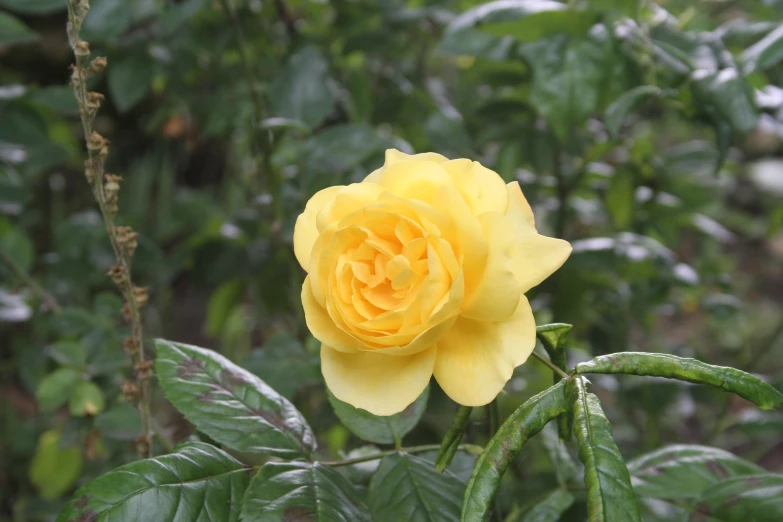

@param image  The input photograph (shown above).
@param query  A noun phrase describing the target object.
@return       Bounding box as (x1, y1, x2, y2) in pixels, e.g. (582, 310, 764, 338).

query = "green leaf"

(47, 341, 87, 367)
(462, 381, 569, 521)
(368, 453, 463, 522)
(589, 0, 638, 16)
(0, 0, 64, 15)
(0, 219, 34, 275)
(692, 68, 759, 133)
(541, 423, 578, 487)
(155, 339, 316, 458)
(740, 24, 783, 74)
(69, 381, 106, 417)
(520, 34, 608, 141)
(240, 460, 371, 521)
(570, 377, 641, 522)
(689, 473, 783, 522)
(81, 0, 134, 41)
(259, 117, 311, 134)
(30, 430, 83, 500)
(479, 5, 599, 43)
(268, 46, 336, 129)
(520, 489, 575, 522)
(605, 168, 635, 229)
(57, 442, 249, 522)
(108, 53, 155, 113)
(36, 368, 81, 412)
(447, 0, 595, 42)
(242, 332, 320, 400)
(627, 444, 764, 501)
(574, 352, 783, 410)
(29, 85, 79, 116)
(0, 12, 38, 46)
(95, 402, 142, 441)
(604, 86, 664, 137)
(436, 406, 473, 473)
(328, 385, 429, 445)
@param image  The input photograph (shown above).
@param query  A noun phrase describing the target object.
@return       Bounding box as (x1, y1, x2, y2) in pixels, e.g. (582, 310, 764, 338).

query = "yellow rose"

(294, 150, 571, 415)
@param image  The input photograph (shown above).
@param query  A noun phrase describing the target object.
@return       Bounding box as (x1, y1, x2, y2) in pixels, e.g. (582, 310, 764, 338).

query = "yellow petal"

(509, 233, 572, 293)
(377, 161, 455, 203)
(316, 183, 385, 232)
(321, 344, 437, 416)
(461, 212, 521, 322)
(505, 181, 571, 292)
(301, 276, 362, 353)
(364, 149, 450, 183)
(434, 296, 536, 407)
(293, 186, 343, 272)
(442, 159, 509, 215)
(505, 181, 536, 230)
(430, 186, 488, 300)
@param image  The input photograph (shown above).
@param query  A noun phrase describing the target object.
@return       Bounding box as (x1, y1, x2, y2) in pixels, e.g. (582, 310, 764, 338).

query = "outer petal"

(293, 186, 343, 272)
(505, 182, 572, 292)
(302, 276, 362, 353)
(505, 181, 536, 230)
(461, 212, 521, 322)
(434, 296, 536, 407)
(364, 149, 449, 183)
(321, 344, 437, 416)
(442, 159, 509, 215)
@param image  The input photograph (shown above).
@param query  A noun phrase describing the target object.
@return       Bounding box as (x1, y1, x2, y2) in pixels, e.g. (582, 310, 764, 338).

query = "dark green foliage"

(240, 460, 371, 522)
(155, 339, 316, 458)
(327, 386, 430, 446)
(57, 442, 249, 522)
(368, 453, 464, 522)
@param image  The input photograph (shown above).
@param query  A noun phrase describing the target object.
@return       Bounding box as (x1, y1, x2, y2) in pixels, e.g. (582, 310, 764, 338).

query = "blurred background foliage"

(1, 0, 782, 520)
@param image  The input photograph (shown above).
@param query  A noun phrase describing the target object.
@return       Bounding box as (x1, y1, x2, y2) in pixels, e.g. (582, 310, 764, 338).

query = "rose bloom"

(294, 150, 571, 416)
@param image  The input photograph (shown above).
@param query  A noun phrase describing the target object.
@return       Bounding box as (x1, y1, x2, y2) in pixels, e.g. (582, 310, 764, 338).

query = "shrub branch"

(65, 0, 152, 458)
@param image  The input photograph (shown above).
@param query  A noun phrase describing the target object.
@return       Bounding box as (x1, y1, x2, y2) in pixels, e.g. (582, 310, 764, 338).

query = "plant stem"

(0, 250, 61, 313)
(531, 350, 571, 380)
(322, 443, 483, 467)
(65, 0, 152, 458)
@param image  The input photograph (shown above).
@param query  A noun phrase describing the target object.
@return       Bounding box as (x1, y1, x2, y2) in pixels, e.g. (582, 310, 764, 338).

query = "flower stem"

(322, 443, 483, 467)
(531, 350, 570, 380)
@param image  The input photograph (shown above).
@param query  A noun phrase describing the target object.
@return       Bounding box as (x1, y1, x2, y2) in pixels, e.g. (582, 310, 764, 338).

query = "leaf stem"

(532, 350, 570, 380)
(0, 250, 61, 313)
(322, 444, 483, 467)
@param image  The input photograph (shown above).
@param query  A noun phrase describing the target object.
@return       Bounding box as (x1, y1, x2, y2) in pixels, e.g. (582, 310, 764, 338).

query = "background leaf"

(328, 385, 429, 445)
(0, 12, 38, 46)
(368, 453, 464, 522)
(689, 473, 783, 522)
(268, 46, 337, 129)
(108, 53, 155, 113)
(29, 430, 82, 500)
(57, 442, 249, 522)
(240, 460, 371, 522)
(627, 444, 764, 501)
(155, 339, 316, 458)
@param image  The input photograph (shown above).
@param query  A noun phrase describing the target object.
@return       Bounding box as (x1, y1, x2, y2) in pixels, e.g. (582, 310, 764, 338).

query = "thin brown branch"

(65, 0, 152, 458)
